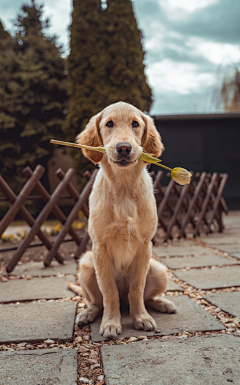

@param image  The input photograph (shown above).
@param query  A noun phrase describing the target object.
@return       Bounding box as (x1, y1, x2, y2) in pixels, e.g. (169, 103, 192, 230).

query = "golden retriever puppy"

(75, 102, 176, 338)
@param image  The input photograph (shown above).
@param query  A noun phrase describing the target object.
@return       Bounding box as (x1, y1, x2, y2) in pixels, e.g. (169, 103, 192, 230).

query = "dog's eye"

(106, 120, 114, 128)
(132, 120, 139, 128)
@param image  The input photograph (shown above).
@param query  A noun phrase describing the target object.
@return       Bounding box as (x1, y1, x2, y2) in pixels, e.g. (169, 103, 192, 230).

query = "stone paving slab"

(101, 334, 240, 385)
(0, 301, 76, 343)
(231, 252, 240, 260)
(0, 348, 77, 385)
(158, 254, 239, 269)
(0, 276, 75, 303)
(209, 244, 240, 253)
(12, 260, 77, 277)
(153, 245, 213, 258)
(167, 279, 184, 291)
(204, 291, 240, 318)
(200, 235, 240, 245)
(174, 266, 240, 290)
(90, 295, 224, 342)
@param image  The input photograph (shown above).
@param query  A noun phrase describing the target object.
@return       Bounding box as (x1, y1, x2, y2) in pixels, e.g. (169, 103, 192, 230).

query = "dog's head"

(76, 102, 164, 169)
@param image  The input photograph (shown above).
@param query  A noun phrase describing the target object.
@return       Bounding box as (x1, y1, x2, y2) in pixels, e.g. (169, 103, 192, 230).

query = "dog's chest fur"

(88, 166, 157, 274)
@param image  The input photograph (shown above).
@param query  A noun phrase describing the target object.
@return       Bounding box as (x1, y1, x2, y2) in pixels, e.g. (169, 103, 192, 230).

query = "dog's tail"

(68, 282, 82, 295)
(68, 250, 94, 295)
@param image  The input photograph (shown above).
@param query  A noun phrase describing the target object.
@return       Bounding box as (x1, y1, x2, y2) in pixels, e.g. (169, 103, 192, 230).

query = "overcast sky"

(1, 0, 240, 115)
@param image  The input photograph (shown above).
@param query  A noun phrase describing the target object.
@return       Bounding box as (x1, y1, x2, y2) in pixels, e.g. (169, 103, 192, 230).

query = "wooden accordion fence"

(0, 165, 228, 273)
(152, 170, 228, 242)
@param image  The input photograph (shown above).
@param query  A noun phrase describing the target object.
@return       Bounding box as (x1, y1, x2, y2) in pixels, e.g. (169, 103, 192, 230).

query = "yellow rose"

(171, 167, 192, 185)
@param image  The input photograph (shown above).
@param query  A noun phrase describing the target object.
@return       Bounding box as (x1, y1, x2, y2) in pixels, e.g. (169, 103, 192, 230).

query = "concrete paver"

(101, 334, 240, 385)
(12, 260, 77, 277)
(174, 266, 240, 289)
(0, 276, 75, 303)
(200, 235, 240, 245)
(208, 244, 240, 253)
(204, 291, 240, 318)
(0, 348, 77, 385)
(90, 295, 224, 342)
(153, 245, 213, 258)
(0, 301, 76, 343)
(231, 252, 240, 260)
(158, 254, 239, 269)
(166, 279, 184, 291)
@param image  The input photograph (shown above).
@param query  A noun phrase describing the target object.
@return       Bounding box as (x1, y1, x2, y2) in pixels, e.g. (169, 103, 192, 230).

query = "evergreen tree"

(65, 0, 152, 186)
(0, 20, 12, 49)
(0, 20, 19, 189)
(104, 0, 152, 111)
(65, 0, 152, 137)
(0, 1, 67, 193)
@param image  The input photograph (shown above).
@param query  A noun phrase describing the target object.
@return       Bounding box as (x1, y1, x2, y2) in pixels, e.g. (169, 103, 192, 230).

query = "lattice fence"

(0, 166, 228, 272)
(152, 170, 228, 242)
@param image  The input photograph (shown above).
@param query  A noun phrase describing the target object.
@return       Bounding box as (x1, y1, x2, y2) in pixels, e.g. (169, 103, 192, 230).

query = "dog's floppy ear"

(76, 112, 103, 164)
(141, 114, 164, 157)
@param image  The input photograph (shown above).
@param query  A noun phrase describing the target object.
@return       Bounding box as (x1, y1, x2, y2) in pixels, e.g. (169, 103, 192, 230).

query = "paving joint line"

(193, 238, 240, 262)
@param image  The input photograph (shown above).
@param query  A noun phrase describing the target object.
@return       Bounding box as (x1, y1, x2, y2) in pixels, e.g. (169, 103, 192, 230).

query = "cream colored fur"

(75, 102, 176, 338)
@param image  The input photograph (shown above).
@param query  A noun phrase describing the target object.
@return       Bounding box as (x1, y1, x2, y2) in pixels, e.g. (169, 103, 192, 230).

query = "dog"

(75, 101, 176, 338)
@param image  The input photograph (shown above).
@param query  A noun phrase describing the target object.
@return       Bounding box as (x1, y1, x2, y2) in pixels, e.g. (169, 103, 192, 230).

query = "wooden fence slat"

(193, 172, 218, 237)
(55, 169, 89, 218)
(6, 168, 75, 272)
(157, 179, 176, 235)
(164, 183, 190, 242)
(23, 167, 81, 246)
(56, 169, 92, 258)
(0, 165, 45, 236)
(44, 169, 98, 266)
(0, 175, 62, 262)
(206, 173, 229, 234)
(179, 172, 207, 238)
(74, 232, 91, 259)
(166, 175, 189, 233)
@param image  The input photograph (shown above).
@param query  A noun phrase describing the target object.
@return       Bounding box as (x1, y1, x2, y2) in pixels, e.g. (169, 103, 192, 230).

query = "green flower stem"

(50, 139, 173, 171)
(50, 139, 106, 153)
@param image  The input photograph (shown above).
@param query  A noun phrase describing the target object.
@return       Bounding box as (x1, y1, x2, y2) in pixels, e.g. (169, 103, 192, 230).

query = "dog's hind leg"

(144, 258, 177, 314)
(75, 251, 103, 325)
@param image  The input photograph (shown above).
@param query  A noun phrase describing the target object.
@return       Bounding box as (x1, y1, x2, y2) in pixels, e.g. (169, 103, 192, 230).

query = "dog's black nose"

(116, 142, 132, 155)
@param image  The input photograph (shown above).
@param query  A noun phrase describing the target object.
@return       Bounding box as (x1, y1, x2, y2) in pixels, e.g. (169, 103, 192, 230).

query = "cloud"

(147, 59, 215, 95)
(166, 0, 240, 44)
(158, 0, 218, 19)
(186, 38, 240, 65)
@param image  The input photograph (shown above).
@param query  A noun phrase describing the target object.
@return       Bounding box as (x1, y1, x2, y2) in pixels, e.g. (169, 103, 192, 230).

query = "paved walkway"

(0, 211, 240, 384)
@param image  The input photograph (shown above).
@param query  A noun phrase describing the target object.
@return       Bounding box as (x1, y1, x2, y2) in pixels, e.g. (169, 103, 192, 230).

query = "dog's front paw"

(99, 320, 122, 339)
(133, 313, 156, 331)
(75, 306, 100, 325)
